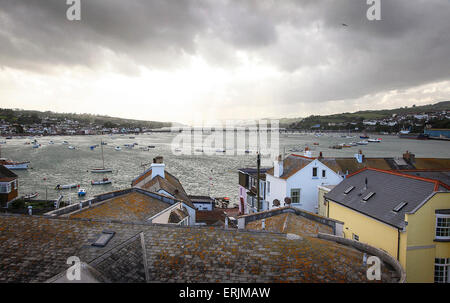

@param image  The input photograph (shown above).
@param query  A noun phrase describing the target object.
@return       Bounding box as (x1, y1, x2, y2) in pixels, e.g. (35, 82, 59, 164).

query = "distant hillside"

(285, 101, 450, 128)
(0, 108, 172, 129)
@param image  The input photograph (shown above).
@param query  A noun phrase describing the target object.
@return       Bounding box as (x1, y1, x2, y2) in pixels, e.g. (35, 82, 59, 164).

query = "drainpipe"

(397, 229, 401, 261)
(256, 152, 261, 212)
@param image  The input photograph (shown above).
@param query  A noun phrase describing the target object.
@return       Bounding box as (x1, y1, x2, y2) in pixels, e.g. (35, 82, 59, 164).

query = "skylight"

(362, 192, 375, 201)
(344, 186, 355, 194)
(393, 202, 408, 212)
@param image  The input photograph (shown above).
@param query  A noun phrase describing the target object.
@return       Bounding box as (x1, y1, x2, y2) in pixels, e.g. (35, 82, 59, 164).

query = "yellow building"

(324, 168, 450, 283)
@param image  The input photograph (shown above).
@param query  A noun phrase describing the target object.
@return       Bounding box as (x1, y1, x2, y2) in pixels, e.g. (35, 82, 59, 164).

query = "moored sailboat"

(91, 141, 112, 173)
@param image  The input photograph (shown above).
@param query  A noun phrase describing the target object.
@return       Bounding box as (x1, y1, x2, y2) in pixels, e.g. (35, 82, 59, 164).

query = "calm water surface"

(2, 133, 449, 206)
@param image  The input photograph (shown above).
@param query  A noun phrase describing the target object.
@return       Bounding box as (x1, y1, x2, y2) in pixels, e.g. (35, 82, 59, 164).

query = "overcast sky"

(0, 0, 449, 124)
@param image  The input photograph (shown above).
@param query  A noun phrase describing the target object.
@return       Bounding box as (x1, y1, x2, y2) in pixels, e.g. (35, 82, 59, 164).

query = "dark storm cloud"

(0, 0, 449, 104)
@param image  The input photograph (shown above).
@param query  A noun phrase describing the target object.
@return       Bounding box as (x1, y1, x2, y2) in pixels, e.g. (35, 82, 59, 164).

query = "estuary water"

(1, 132, 449, 206)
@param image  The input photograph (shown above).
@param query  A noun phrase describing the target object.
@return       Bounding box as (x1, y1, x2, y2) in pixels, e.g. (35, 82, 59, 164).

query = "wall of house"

(238, 185, 247, 214)
(194, 202, 213, 211)
(267, 160, 342, 213)
(317, 186, 331, 217)
(182, 202, 196, 226)
(404, 192, 450, 283)
(327, 200, 402, 266)
(265, 174, 286, 209)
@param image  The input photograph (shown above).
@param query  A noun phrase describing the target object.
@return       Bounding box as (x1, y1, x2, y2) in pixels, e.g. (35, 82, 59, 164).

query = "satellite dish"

(273, 199, 280, 207)
(284, 197, 292, 206)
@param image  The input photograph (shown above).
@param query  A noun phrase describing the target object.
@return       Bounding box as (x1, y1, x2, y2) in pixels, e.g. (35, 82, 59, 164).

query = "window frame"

(312, 167, 318, 178)
(434, 258, 450, 283)
(435, 214, 450, 240)
(291, 188, 301, 204)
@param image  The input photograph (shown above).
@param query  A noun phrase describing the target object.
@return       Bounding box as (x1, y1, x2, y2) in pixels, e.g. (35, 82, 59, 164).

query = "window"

(322, 170, 326, 178)
(312, 167, 318, 177)
(362, 192, 375, 201)
(352, 234, 359, 241)
(267, 181, 270, 194)
(344, 186, 355, 194)
(291, 188, 300, 204)
(434, 258, 450, 283)
(393, 202, 408, 212)
(435, 215, 450, 239)
(0, 183, 11, 194)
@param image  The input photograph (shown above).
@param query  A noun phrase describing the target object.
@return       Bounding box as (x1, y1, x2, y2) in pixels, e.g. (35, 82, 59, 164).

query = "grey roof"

(401, 171, 450, 186)
(324, 169, 443, 229)
(0, 165, 17, 179)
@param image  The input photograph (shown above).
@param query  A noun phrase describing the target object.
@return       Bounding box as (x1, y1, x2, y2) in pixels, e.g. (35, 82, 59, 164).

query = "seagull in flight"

(342, 23, 348, 27)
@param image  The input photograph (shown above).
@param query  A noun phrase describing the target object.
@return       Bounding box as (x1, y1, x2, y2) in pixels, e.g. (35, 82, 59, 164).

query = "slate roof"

(0, 214, 400, 283)
(0, 165, 17, 181)
(266, 154, 450, 180)
(400, 170, 450, 186)
(324, 168, 448, 229)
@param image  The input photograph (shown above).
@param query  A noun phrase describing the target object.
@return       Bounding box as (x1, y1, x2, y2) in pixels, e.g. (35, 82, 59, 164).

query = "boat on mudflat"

(78, 188, 87, 197)
(398, 133, 429, 140)
(0, 146, 30, 169)
(55, 184, 80, 190)
(91, 178, 112, 185)
(368, 138, 382, 143)
(357, 141, 369, 145)
(23, 192, 39, 199)
(0, 158, 30, 170)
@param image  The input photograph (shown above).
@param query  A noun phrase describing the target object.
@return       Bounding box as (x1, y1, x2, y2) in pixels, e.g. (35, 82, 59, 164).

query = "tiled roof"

(324, 168, 447, 229)
(0, 214, 399, 283)
(196, 209, 227, 226)
(132, 168, 193, 208)
(68, 191, 170, 222)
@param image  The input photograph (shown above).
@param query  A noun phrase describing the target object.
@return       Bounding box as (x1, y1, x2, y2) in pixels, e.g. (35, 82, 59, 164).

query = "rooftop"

(0, 165, 17, 181)
(0, 214, 401, 283)
(324, 168, 449, 229)
(266, 153, 450, 180)
(67, 191, 171, 223)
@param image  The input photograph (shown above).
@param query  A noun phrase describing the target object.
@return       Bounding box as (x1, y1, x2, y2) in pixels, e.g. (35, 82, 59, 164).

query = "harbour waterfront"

(2, 132, 450, 206)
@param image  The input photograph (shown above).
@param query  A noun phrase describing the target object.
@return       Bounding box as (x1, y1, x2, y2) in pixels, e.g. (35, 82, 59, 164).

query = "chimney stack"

(304, 146, 312, 158)
(355, 150, 364, 164)
(151, 156, 165, 179)
(274, 155, 284, 178)
(403, 151, 415, 164)
(318, 151, 323, 160)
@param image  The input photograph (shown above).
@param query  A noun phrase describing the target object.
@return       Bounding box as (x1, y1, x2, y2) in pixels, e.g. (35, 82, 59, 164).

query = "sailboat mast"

(101, 141, 105, 169)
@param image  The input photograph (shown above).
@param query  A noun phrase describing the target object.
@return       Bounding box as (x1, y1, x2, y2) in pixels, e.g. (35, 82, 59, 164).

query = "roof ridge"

(347, 167, 443, 188)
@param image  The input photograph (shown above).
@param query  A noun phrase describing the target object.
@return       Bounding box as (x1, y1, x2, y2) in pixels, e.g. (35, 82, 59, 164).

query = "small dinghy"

(91, 177, 112, 185)
(68, 145, 75, 150)
(78, 188, 87, 197)
(23, 192, 39, 199)
(357, 140, 369, 145)
(114, 146, 121, 151)
(55, 184, 80, 190)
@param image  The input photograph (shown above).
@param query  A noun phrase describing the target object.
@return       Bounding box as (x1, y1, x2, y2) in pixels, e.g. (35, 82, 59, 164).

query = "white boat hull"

(4, 162, 30, 170)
